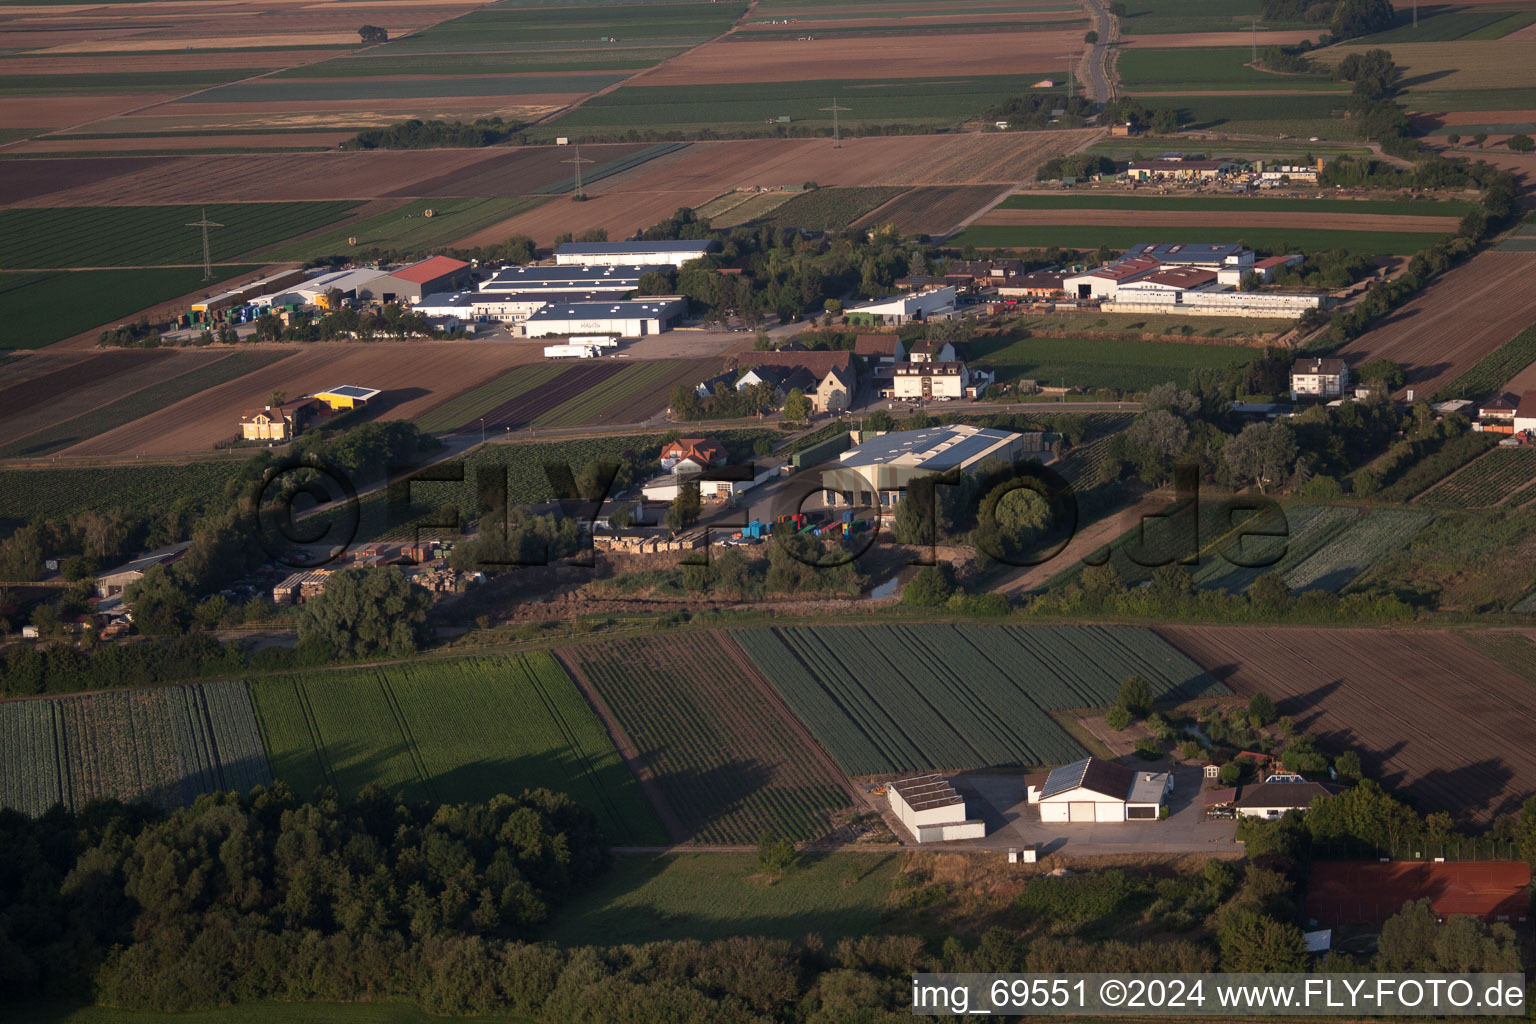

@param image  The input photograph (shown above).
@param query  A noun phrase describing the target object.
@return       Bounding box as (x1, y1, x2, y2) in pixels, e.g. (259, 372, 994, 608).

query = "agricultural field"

(0, 459, 245, 528)
(1, 349, 293, 458)
(0, 681, 271, 817)
(261, 197, 549, 262)
(735, 624, 1226, 775)
(761, 187, 908, 232)
(952, 223, 1448, 256)
(995, 194, 1480, 218)
(850, 185, 1002, 236)
(694, 189, 797, 227)
(967, 334, 1257, 392)
(0, 265, 259, 349)
(270, 47, 692, 78)
(413, 363, 569, 435)
(1114, 0, 1313, 35)
(559, 631, 854, 844)
(1000, 309, 1294, 339)
(248, 654, 664, 844)
(1279, 508, 1434, 593)
(1159, 625, 1536, 823)
(1339, 252, 1536, 400)
(525, 358, 720, 431)
(1314, 40, 1536, 95)
(1350, 6, 1536, 43)
(1435, 322, 1536, 399)
(1118, 46, 1344, 93)
(368, 1, 745, 54)
(1417, 449, 1536, 509)
(176, 73, 630, 106)
(1191, 505, 1359, 594)
(0, 203, 361, 269)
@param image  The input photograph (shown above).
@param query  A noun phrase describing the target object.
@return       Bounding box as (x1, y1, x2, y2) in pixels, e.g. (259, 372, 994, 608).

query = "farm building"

(854, 334, 906, 374)
(1030, 757, 1172, 823)
(1246, 254, 1305, 284)
(891, 361, 992, 401)
(819, 424, 1043, 509)
(1306, 862, 1532, 927)
(1256, 159, 1324, 186)
(887, 774, 986, 843)
(1290, 358, 1351, 401)
(518, 297, 687, 338)
(1063, 256, 1163, 300)
(1513, 391, 1536, 435)
(478, 264, 670, 294)
(268, 267, 390, 309)
(998, 269, 1066, 299)
(313, 385, 381, 411)
(1126, 243, 1255, 271)
(641, 461, 775, 503)
(1234, 778, 1338, 818)
(373, 256, 473, 302)
(845, 286, 957, 326)
(194, 268, 308, 313)
(1125, 158, 1238, 182)
(94, 548, 184, 599)
(239, 397, 321, 442)
(553, 240, 720, 268)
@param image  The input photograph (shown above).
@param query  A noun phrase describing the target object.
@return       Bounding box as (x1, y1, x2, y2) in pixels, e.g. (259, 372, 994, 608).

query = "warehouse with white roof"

(887, 774, 986, 843)
(478, 264, 670, 294)
(553, 240, 719, 268)
(819, 424, 1045, 509)
(516, 296, 687, 338)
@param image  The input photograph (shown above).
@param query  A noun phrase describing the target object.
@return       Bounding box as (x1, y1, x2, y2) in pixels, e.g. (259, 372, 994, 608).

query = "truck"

(543, 343, 597, 359)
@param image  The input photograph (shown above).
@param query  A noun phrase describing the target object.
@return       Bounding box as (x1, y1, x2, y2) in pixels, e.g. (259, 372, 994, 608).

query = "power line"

(186, 208, 223, 280)
(563, 143, 594, 198)
(821, 97, 850, 148)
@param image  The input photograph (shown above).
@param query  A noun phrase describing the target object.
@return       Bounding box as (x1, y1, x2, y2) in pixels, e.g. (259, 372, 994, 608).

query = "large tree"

(297, 566, 431, 658)
(1126, 409, 1190, 483)
(1223, 421, 1297, 493)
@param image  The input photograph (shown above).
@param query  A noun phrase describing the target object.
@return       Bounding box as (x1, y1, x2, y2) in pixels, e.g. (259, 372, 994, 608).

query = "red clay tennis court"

(1307, 862, 1532, 927)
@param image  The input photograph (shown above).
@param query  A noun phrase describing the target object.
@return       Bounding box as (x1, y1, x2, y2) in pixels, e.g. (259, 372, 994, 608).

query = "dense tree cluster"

(345, 117, 520, 150)
(985, 92, 1095, 130)
(1260, 0, 1395, 39)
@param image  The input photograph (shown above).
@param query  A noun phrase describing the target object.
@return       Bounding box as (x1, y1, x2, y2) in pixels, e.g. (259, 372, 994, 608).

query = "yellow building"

(239, 398, 321, 441)
(313, 385, 381, 411)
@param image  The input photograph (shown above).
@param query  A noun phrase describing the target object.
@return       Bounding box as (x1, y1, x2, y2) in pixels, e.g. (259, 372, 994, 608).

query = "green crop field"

(0, 204, 360, 269)
(178, 74, 628, 104)
(0, 266, 238, 348)
(968, 334, 1257, 392)
(953, 224, 1446, 256)
(735, 625, 1226, 775)
(263, 197, 548, 261)
(1118, 47, 1343, 92)
(1352, 7, 1536, 43)
(1435, 323, 1536, 400)
(1149, 92, 1347, 131)
(546, 851, 900, 947)
(696, 189, 797, 227)
(1281, 508, 1434, 593)
(536, 74, 1056, 137)
(371, 0, 745, 53)
(530, 359, 716, 429)
(1418, 450, 1536, 510)
(999, 310, 1294, 338)
(763, 186, 908, 231)
(414, 363, 568, 434)
(1191, 504, 1355, 594)
(248, 654, 665, 845)
(0, 349, 292, 458)
(1116, 0, 1312, 34)
(0, 681, 270, 816)
(0, 460, 247, 526)
(269, 47, 688, 78)
(561, 632, 852, 844)
(0, 69, 258, 96)
(997, 194, 1478, 217)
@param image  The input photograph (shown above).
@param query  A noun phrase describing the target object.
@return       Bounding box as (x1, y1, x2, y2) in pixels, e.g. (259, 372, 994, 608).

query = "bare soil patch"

(1339, 251, 1536, 398)
(58, 340, 545, 456)
(0, 94, 175, 131)
(393, 143, 660, 198)
(1157, 624, 1536, 824)
(632, 29, 1085, 85)
(0, 155, 175, 204)
(4, 132, 355, 154)
(979, 208, 1460, 232)
(1315, 40, 1536, 92)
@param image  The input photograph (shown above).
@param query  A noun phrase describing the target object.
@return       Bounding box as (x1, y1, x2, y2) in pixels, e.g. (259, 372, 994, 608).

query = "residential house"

(892, 361, 971, 401)
(239, 397, 322, 442)
(661, 437, 727, 470)
(854, 334, 906, 377)
(1290, 357, 1351, 401)
(907, 339, 957, 364)
(1475, 392, 1521, 435)
(1235, 779, 1338, 819)
(1513, 391, 1536, 436)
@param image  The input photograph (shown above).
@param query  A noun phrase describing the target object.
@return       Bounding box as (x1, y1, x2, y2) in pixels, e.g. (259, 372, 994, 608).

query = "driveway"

(951, 764, 1240, 857)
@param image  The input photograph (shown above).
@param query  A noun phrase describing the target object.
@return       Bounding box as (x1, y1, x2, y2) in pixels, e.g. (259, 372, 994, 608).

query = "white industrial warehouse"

(887, 774, 986, 843)
(516, 296, 687, 338)
(1062, 243, 1323, 317)
(553, 239, 720, 268)
(819, 424, 1045, 509)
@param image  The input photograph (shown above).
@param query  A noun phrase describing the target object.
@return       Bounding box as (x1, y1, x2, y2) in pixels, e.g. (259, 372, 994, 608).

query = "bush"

(1106, 706, 1133, 730)
(1135, 736, 1163, 760)
(1118, 675, 1152, 716)
(1219, 762, 1242, 786)
(1248, 692, 1277, 727)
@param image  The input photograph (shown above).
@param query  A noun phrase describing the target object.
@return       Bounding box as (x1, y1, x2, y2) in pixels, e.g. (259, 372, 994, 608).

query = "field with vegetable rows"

(735, 625, 1226, 775)
(1283, 508, 1434, 593)
(560, 631, 852, 844)
(413, 362, 568, 435)
(0, 681, 270, 816)
(0, 203, 361, 269)
(248, 654, 663, 844)
(262, 197, 548, 262)
(1417, 449, 1536, 509)
(694, 190, 796, 227)
(1, 349, 293, 458)
(1434, 323, 1536, 400)
(530, 359, 718, 429)
(0, 265, 260, 349)
(1191, 505, 1358, 594)
(762, 187, 909, 231)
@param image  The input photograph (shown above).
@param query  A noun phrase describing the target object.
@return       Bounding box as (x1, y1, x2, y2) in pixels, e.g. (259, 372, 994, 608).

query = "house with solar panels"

(1029, 756, 1172, 823)
(312, 385, 381, 412)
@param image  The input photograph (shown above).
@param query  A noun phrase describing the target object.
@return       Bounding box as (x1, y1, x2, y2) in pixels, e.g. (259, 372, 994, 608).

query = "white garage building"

(517, 296, 687, 338)
(887, 774, 986, 843)
(553, 240, 720, 268)
(1032, 757, 1172, 823)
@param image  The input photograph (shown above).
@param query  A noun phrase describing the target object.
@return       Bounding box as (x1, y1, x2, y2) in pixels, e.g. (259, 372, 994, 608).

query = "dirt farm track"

(1158, 625, 1536, 825)
(1340, 251, 1536, 399)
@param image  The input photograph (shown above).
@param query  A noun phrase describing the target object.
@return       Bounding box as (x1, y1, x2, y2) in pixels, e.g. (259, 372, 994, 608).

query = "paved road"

(1081, 0, 1115, 105)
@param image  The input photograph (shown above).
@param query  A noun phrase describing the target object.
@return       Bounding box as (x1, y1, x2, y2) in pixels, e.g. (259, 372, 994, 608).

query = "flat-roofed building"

(887, 774, 986, 843)
(517, 296, 687, 338)
(553, 240, 719, 268)
(820, 424, 1044, 508)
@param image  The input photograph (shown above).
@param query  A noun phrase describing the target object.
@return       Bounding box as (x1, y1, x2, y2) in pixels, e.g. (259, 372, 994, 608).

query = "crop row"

(1419, 449, 1536, 509)
(414, 363, 567, 435)
(567, 632, 851, 843)
(1436, 324, 1536, 401)
(0, 203, 360, 269)
(763, 187, 909, 232)
(246, 654, 662, 843)
(530, 359, 709, 428)
(1191, 505, 1359, 594)
(734, 625, 1226, 775)
(1285, 508, 1434, 593)
(0, 681, 271, 817)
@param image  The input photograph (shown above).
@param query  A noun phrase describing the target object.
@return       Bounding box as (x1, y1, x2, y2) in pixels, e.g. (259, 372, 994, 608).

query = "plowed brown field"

(3, 132, 356, 154)
(978, 209, 1460, 232)
(1158, 624, 1536, 824)
(59, 341, 545, 457)
(1339, 251, 1536, 398)
(632, 29, 1083, 84)
(851, 185, 1004, 236)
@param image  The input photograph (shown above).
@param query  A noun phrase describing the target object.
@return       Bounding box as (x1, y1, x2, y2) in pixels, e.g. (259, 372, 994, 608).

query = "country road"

(1082, 0, 1115, 105)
